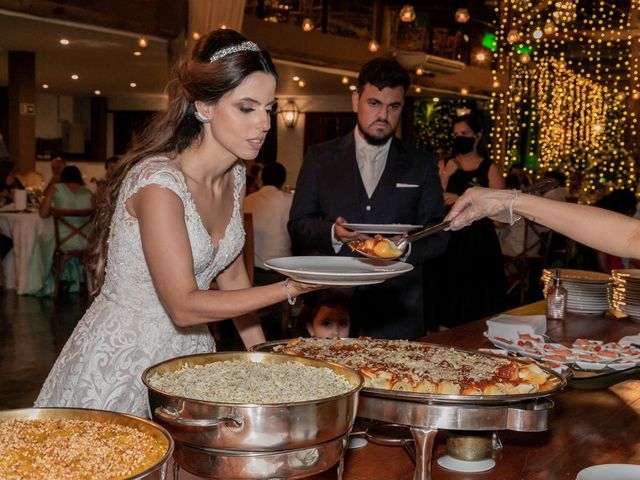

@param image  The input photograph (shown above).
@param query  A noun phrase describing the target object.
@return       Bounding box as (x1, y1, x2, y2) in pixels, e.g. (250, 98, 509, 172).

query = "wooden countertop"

(310, 302, 640, 479)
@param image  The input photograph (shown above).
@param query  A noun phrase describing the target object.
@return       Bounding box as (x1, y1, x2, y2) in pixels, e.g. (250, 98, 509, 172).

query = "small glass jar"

(545, 269, 567, 320)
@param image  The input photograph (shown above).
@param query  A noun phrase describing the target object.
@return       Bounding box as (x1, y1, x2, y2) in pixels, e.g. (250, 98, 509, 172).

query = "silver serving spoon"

(349, 177, 559, 260)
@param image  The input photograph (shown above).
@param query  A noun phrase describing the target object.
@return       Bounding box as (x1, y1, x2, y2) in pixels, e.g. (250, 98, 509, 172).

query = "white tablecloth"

(0, 211, 50, 294)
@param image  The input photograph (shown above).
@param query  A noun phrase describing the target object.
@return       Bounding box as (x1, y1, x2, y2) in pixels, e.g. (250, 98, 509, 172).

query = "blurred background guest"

(297, 288, 351, 338)
(43, 156, 66, 191)
(0, 160, 25, 206)
(25, 166, 93, 296)
(427, 114, 506, 330)
(506, 162, 532, 190)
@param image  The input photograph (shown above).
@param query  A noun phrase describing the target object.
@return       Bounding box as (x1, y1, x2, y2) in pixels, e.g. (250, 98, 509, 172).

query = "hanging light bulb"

(475, 51, 487, 62)
(632, 91, 640, 100)
(368, 39, 379, 52)
(341, 76, 350, 85)
(492, 80, 501, 89)
(507, 29, 521, 44)
(460, 87, 469, 96)
(192, 32, 201, 40)
(302, 18, 314, 32)
(399, 5, 416, 23)
(455, 8, 470, 23)
(543, 21, 557, 35)
(137, 37, 148, 48)
(415, 66, 425, 76)
(514, 95, 522, 103)
(519, 53, 531, 64)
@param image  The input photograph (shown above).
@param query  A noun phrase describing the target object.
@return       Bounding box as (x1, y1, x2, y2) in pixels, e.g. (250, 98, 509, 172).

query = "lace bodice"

(101, 157, 246, 310)
(35, 156, 246, 417)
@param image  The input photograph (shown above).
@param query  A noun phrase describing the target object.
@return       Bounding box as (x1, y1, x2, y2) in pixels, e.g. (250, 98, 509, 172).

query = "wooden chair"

(50, 207, 94, 298)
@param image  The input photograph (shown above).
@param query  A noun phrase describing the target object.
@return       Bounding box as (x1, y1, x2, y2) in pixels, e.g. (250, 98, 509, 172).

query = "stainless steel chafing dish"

(253, 339, 567, 480)
(142, 351, 363, 479)
(0, 407, 174, 480)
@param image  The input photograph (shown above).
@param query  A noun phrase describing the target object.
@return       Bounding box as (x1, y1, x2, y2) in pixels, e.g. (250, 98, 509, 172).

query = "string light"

(490, 0, 638, 202)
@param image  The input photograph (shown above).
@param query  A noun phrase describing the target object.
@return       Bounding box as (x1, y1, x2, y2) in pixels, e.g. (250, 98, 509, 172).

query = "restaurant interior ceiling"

(0, 0, 504, 97)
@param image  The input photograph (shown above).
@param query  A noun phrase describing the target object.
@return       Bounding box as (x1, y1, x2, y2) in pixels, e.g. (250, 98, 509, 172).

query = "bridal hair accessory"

(209, 41, 260, 63)
(194, 110, 210, 123)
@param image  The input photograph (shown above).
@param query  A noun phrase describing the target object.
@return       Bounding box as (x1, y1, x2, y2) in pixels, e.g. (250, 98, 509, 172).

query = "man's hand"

(334, 216, 369, 243)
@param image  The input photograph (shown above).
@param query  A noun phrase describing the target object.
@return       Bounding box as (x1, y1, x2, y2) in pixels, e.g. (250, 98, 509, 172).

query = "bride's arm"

(131, 185, 318, 337)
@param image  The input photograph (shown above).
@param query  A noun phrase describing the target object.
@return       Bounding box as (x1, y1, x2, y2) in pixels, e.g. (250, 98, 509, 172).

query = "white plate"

(264, 256, 414, 286)
(342, 223, 422, 234)
(577, 464, 640, 480)
(437, 455, 495, 473)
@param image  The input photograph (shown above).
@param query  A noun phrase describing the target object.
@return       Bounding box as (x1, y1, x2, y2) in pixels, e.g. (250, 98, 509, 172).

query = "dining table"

(307, 301, 640, 480)
(0, 209, 50, 294)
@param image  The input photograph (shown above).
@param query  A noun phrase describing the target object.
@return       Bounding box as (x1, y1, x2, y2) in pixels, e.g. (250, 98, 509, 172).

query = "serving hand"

(445, 187, 519, 231)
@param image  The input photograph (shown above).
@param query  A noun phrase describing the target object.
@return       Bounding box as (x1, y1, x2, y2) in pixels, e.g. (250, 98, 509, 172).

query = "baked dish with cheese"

(273, 337, 561, 396)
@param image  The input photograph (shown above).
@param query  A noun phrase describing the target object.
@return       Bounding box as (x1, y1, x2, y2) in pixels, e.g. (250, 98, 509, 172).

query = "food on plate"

(148, 359, 353, 403)
(274, 337, 561, 396)
(0, 418, 166, 479)
(350, 235, 403, 259)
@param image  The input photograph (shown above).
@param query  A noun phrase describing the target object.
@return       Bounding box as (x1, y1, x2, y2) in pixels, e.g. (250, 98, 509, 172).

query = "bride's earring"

(194, 110, 210, 123)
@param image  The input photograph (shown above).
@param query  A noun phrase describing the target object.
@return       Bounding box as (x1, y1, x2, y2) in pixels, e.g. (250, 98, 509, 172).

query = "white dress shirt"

(244, 185, 293, 269)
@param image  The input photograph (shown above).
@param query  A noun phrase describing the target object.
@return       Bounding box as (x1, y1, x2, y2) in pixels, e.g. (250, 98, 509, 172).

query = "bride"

(35, 29, 320, 417)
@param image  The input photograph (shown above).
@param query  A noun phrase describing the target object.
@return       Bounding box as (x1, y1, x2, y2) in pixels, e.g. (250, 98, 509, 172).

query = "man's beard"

(357, 122, 394, 146)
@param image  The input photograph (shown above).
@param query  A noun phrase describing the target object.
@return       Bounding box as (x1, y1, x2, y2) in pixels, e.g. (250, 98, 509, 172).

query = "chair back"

(50, 208, 95, 254)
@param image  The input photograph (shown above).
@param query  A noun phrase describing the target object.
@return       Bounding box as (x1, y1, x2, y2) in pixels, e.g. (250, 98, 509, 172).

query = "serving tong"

(348, 177, 559, 260)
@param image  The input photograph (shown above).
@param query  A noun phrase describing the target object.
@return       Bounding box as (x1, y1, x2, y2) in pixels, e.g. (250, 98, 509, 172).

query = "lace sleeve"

(120, 157, 188, 207)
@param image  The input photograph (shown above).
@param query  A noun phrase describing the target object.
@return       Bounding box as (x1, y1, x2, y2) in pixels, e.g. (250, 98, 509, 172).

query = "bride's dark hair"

(87, 29, 277, 295)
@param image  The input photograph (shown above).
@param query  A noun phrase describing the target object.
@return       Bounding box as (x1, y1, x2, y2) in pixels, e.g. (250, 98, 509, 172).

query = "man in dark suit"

(288, 57, 448, 339)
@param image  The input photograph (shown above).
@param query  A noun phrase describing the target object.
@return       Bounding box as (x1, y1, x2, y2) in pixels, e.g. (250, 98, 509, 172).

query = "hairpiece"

(209, 41, 260, 63)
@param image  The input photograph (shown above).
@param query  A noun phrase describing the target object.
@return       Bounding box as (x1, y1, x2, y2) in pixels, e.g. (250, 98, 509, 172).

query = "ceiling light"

(94, 90, 101, 95)
(415, 67, 425, 76)
(415, 87, 422, 93)
(192, 32, 201, 40)
(455, 8, 470, 23)
(368, 39, 379, 52)
(302, 18, 314, 32)
(71, 74, 79, 80)
(133, 51, 142, 56)
(42, 84, 49, 89)
(341, 76, 349, 85)
(349, 85, 357, 91)
(432, 97, 440, 103)
(292, 76, 300, 82)
(59, 38, 70, 45)
(399, 5, 416, 23)
(137, 37, 148, 48)
(297, 80, 306, 88)
(460, 87, 469, 96)
(130, 82, 137, 88)
(220, 24, 227, 29)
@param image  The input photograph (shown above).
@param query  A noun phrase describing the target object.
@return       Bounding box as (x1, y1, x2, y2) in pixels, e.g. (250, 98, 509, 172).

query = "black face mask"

(452, 136, 476, 155)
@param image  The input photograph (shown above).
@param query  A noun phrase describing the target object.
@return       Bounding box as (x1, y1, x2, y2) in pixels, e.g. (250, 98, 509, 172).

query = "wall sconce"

(399, 5, 416, 23)
(279, 100, 300, 128)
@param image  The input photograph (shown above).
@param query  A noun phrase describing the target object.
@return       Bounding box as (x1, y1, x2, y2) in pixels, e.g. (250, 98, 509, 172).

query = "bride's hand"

(284, 279, 326, 300)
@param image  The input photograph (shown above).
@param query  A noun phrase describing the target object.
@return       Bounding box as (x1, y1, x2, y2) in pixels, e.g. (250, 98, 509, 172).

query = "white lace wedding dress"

(35, 157, 245, 418)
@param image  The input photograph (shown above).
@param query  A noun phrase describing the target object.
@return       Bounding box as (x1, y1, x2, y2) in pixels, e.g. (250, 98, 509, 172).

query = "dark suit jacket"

(288, 132, 448, 339)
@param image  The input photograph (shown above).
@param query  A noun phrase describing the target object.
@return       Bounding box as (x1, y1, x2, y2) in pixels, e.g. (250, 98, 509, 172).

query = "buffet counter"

(310, 302, 640, 480)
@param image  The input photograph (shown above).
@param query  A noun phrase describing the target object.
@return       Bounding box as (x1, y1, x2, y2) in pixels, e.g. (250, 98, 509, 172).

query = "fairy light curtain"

(490, 0, 639, 201)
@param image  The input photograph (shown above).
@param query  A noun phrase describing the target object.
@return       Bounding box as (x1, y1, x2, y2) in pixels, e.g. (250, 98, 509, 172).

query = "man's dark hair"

(261, 162, 286, 189)
(60, 165, 84, 185)
(358, 58, 410, 94)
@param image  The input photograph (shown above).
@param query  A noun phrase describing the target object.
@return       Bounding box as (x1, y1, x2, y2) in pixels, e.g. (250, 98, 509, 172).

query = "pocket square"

(396, 183, 419, 188)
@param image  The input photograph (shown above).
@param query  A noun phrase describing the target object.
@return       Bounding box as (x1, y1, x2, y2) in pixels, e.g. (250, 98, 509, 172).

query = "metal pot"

(143, 351, 363, 452)
(0, 407, 173, 479)
(173, 434, 349, 479)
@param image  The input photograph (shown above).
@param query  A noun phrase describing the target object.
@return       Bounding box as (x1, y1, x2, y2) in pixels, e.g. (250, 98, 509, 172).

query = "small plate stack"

(612, 269, 640, 321)
(542, 269, 611, 315)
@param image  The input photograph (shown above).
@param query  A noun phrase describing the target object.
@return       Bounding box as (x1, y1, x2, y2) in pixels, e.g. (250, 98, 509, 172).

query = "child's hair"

(297, 289, 351, 337)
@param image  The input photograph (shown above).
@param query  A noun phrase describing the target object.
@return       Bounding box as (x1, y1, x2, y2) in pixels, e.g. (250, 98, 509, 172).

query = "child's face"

(306, 306, 350, 339)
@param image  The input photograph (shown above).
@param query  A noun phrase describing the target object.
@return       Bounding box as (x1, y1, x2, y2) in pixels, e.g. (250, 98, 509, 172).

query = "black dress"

(425, 158, 505, 328)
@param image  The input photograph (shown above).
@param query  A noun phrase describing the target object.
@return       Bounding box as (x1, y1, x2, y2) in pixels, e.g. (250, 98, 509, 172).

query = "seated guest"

(43, 156, 66, 191)
(297, 289, 351, 338)
(244, 162, 293, 285)
(25, 166, 94, 296)
(0, 160, 25, 206)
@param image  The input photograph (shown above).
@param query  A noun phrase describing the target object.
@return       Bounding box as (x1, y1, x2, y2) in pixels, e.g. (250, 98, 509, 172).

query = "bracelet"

(285, 278, 297, 305)
(508, 189, 521, 225)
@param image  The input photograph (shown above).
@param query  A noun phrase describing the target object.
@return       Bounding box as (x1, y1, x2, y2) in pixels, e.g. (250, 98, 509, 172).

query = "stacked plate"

(612, 269, 640, 321)
(541, 269, 611, 315)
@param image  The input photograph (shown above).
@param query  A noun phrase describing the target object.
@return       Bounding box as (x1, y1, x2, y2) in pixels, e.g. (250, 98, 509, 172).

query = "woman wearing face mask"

(425, 114, 506, 330)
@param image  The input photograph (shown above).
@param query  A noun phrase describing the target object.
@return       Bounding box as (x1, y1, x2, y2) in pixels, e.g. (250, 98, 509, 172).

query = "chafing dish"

(253, 339, 565, 480)
(143, 351, 363, 479)
(0, 407, 173, 479)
